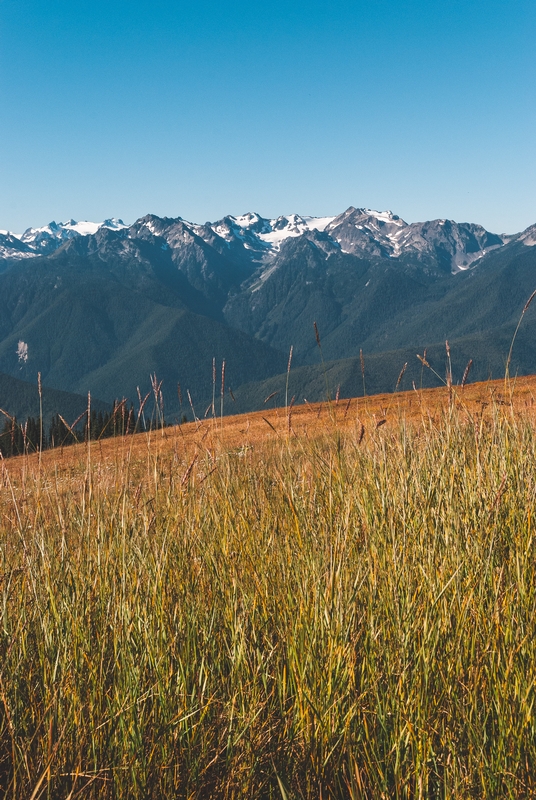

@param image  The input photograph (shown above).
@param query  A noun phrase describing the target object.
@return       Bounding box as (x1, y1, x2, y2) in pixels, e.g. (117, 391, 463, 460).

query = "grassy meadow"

(1, 380, 536, 798)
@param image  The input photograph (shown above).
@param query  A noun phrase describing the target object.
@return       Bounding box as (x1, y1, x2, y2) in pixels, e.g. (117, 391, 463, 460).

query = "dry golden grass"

(1, 376, 536, 798)
(5, 374, 536, 486)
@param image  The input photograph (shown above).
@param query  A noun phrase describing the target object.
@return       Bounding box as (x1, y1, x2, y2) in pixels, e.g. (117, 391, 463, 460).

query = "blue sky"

(1, 0, 535, 233)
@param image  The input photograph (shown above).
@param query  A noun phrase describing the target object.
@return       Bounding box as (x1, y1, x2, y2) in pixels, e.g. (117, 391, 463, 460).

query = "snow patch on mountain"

(0, 232, 36, 261)
(64, 219, 127, 236)
(257, 215, 311, 246)
(519, 224, 536, 246)
(1, 219, 129, 258)
(21, 218, 126, 244)
(303, 215, 336, 232)
(141, 219, 161, 236)
(208, 213, 337, 254)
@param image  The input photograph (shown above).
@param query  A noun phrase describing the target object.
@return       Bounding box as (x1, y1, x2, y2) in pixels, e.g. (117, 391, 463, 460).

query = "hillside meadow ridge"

(1, 377, 536, 797)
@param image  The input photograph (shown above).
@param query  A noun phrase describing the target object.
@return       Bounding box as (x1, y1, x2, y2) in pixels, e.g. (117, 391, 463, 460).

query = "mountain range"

(1, 207, 535, 421)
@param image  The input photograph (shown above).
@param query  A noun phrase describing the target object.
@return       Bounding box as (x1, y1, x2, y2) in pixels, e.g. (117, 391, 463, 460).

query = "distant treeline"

(0, 400, 178, 458)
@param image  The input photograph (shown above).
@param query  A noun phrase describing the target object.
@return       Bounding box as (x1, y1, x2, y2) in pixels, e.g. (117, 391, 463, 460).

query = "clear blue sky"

(1, 0, 535, 234)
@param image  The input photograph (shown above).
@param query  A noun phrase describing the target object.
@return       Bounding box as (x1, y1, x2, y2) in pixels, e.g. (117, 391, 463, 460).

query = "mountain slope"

(0, 205, 535, 417)
(0, 371, 110, 425)
(0, 236, 284, 416)
(224, 222, 536, 365)
(231, 323, 536, 414)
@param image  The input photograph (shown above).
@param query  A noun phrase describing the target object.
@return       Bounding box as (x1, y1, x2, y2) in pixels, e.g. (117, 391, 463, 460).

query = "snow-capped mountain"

(323, 208, 509, 272)
(0, 232, 36, 261)
(132, 208, 520, 274)
(210, 212, 335, 250)
(1, 208, 532, 273)
(1, 218, 127, 259)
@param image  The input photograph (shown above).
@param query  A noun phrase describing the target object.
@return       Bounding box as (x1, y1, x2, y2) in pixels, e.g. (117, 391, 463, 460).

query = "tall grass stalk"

(220, 359, 226, 425)
(285, 345, 293, 412)
(37, 372, 43, 467)
(314, 321, 331, 405)
(212, 357, 216, 419)
(505, 288, 536, 387)
(187, 390, 199, 429)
